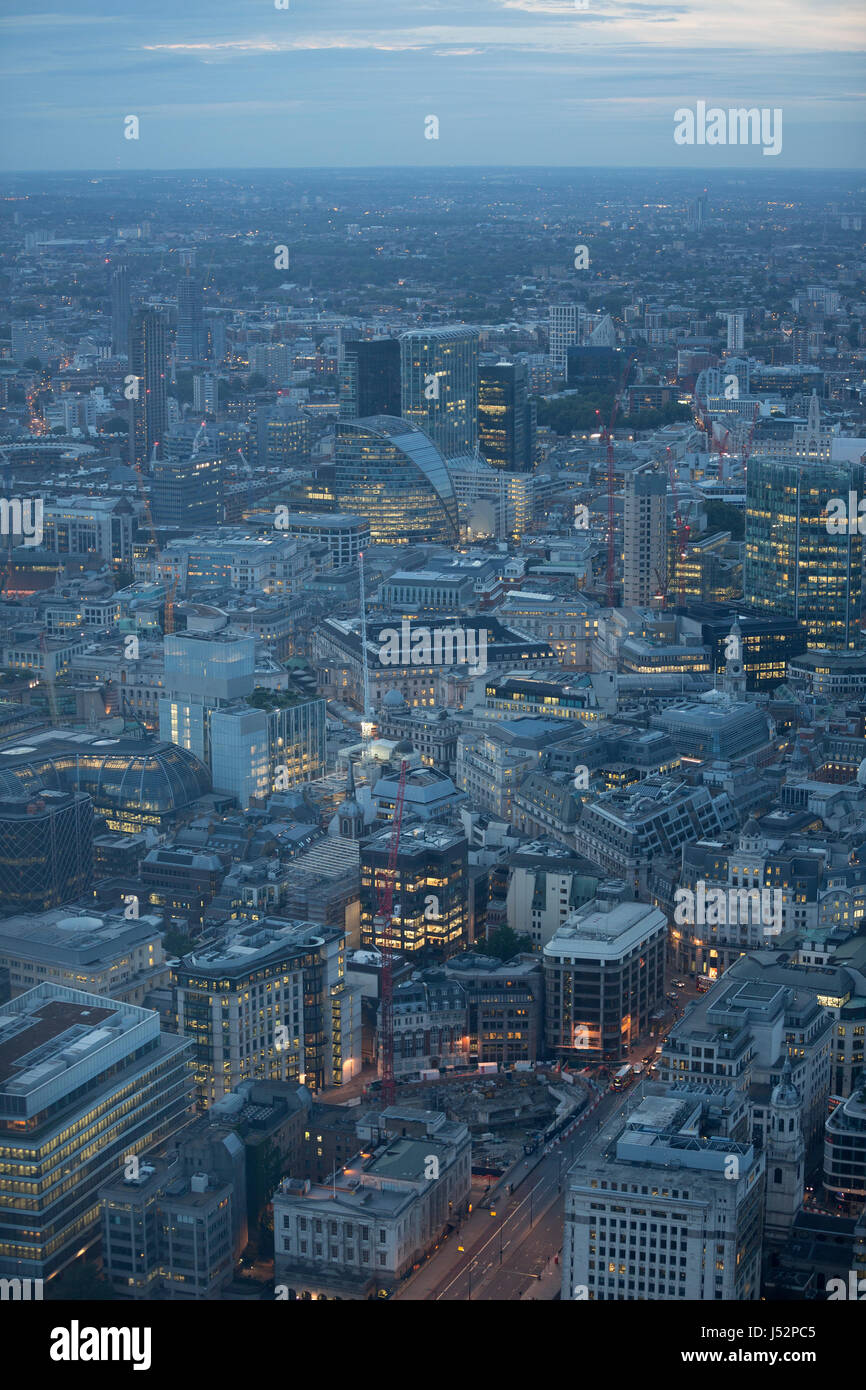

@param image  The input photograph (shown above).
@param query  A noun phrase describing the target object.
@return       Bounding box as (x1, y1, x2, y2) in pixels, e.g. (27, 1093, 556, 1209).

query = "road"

(398, 1083, 632, 1301)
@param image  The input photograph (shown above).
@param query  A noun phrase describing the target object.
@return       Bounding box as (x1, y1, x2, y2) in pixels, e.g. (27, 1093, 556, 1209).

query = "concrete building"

(273, 1106, 471, 1299)
(0, 907, 168, 1005)
(623, 467, 667, 608)
(562, 1086, 764, 1301)
(173, 919, 361, 1103)
(543, 885, 667, 1060)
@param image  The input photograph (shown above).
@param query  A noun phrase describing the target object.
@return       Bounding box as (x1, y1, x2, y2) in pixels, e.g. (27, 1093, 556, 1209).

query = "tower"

(763, 1058, 805, 1243)
(129, 309, 168, 468)
(622, 466, 667, 607)
(110, 263, 130, 358)
(722, 614, 747, 700)
(478, 360, 535, 472)
(176, 269, 207, 363)
(336, 760, 365, 841)
(400, 326, 479, 459)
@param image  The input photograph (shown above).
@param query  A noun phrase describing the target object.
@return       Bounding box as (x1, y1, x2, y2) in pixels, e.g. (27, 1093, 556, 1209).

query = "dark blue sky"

(1, 0, 863, 169)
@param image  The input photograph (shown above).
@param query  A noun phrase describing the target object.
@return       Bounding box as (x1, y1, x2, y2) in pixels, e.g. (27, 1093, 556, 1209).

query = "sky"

(0, 0, 864, 170)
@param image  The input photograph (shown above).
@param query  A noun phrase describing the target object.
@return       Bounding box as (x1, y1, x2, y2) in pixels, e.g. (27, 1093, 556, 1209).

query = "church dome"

(383, 688, 408, 709)
(771, 1058, 800, 1109)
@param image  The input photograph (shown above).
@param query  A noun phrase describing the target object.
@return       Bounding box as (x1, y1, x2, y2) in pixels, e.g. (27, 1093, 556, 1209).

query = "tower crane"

(374, 757, 408, 1107)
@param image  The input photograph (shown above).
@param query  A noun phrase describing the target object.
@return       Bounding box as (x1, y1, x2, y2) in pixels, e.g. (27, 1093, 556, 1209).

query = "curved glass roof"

(356, 416, 458, 507)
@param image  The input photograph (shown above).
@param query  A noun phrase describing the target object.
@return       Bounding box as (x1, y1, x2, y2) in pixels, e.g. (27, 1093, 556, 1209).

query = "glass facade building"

(478, 361, 536, 473)
(0, 737, 211, 834)
(129, 308, 168, 469)
(744, 457, 866, 650)
(400, 326, 479, 459)
(335, 415, 459, 545)
(339, 337, 401, 420)
(0, 790, 93, 912)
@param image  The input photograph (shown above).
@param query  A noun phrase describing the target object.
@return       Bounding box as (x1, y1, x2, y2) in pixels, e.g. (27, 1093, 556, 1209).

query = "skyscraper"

(129, 308, 168, 467)
(176, 269, 207, 363)
(110, 263, 130, 358)
(744, 455, 865, 650)
(549, 304, 583, 374)
(623, 466, 668, 607)
(400, 326, 479, 459)
(339, 337, 401, 420)
(726, 312, 745, 353)
(478, 360, 536, 472)
(151, 450, 224, 528)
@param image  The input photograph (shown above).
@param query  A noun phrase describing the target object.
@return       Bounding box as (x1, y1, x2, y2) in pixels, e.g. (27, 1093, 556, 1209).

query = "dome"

(0, 739, 211, 820)
(393, 737, 414, 755)
(771, 1058, 800, 1109)
(856, 757, 866, 788)
(383, 688, 407, 709)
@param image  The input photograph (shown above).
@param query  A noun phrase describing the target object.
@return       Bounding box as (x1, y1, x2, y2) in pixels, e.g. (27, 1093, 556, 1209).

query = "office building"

(549, 304, 583, 374)
(129, 309, 168, 468)
(726, 312, 745, 353)
(744, 456, 865, 650)
(339, 337, 401, 420)
(543, 886, 667, 1060)
(159, 631, 256, 769)
(284, 512, 369, 568)
(173, 918, 360, 1102)
(41, 495, 136, 569)
(0, 787, 92, 915)
(151, 451, 223, 528)
(209, 691, 326, 808)
(400, 327, 479, 459)
(0, 730, 211, 835)
(334, 416, 459, 544)
(360, 824, 468, 958)
(623, 467, 668, 607)
(110, 263, 130, 358)
(193, 372, 218, 416)
(176, 270, 207, 363)
(0, 984, 194, 1281)
(562, 1087, 764, 1300)
(0, 907, 167, 1005)
(273, 1106, 471, 1299)
(823, 1076, 866, 1209)
(478, 361, 535, 472)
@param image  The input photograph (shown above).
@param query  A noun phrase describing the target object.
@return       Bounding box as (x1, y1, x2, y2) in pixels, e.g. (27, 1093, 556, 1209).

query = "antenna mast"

(358, 549, 371, 726)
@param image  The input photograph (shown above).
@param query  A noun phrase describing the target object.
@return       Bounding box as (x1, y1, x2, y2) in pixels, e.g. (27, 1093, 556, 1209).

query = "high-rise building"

(477, 360, 536, 472)
(726, 311, 745, 353)
(549, 304, 583, 374)
(0, 984, 194, 1281)
(339, 337, 401, 420)
(176, 270, 207, 363)
(193, 372, 218, 415)
(110, 263, 130, 358)
(129, 309, 168, 468)
(151, 451, 223, 528)
(744, 455, 865, 650)
(335, 416, 459, 544)
(400, 327, 478, 459)
(623, 466, 668, 607)
(0, 789, 93, 913)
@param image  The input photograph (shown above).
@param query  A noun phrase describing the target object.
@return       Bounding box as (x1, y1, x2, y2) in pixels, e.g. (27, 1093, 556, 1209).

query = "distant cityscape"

(0, 159, 864, 1315)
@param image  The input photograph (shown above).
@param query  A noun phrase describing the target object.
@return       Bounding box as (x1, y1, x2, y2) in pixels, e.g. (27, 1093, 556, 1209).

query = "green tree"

(484, 924, 532, 961)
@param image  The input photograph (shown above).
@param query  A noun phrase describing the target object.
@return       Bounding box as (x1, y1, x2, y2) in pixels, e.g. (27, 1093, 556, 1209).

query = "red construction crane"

(375, 757, 408, 1107)
(604, 355, 635, 607)
(742, 401, 760, 471)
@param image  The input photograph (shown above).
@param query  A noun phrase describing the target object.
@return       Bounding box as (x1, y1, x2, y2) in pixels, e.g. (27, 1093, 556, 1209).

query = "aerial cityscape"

(0, 0, 864, 1350)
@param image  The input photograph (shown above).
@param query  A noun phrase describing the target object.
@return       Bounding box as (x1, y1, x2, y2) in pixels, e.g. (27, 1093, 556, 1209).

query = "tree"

(484, 924, 532, 961)
(45, 1261, 115, 1301)
(103, 415, 129, 434)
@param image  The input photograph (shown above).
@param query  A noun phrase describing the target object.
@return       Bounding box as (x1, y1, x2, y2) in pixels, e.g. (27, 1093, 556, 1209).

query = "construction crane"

(374, 757, 408, 1107)
(190, 421, 208, 458)
(604, 355, 635, 607)
(742, 401, 760, 472)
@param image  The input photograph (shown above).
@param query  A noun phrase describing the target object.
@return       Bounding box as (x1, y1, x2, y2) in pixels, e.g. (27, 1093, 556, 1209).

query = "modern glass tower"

(335, 415, 459, 544)
(339, 337, 401, 420)
(478, 360, 535, 472)
(400, 326, 479, 459)
(176, 269, 207, 363)
(129, 308, 168, 468)
(110, 262, 130, 358)
(744, 456, 866, 650)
